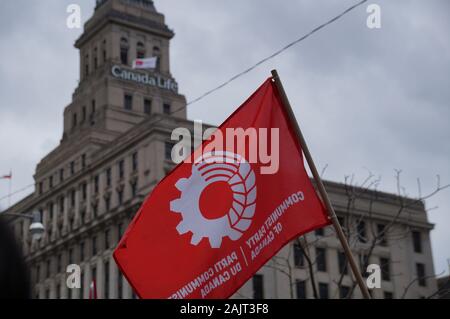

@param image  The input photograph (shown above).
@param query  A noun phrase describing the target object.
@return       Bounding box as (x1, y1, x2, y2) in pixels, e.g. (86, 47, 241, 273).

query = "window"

(92, 236, 97, 256)
(69, 248, 73, 264)
(377, 224, 387, 246)
(124, 94, 133, 110)
(384, 291, 393, 299)
(105, 196, 110, 212)
(118, 274, 123, 299)
(94, 175, 99, 193)
(94, 48, 98, 69)
(36, 265, 40, 282)
(315, 228, 324, 237)
(70, 161, 75, 175)
(102, 40, 107, 62)
(118, 160, 124, 179)
(338, 251, 348, 275)
(39, 182, 43, 195)
(59, 168, 64, 183)
(295, 280, 306, 299)
(163, 103, 171, 115)
(56, 284, 60, 299)
(70, 189, 76, 207)
(82, 106, 86, 122)
(59, 196, 65, 214)
(81, 183, 87, 200)
(91, 99, 96, 114)
(81, 154, 86, 169)
(339, 286, 351, 299)
(92, 266, 97, 288)
(106, 168, 111, 187)
(80, 242, 85, 262)
(318, 283, 329, 299)
(316, 248, 327, 272)
(380, 257, 390, 281)
(105, 229, 110, 250)
(49, 176, 53, 189)
(131, 181, 138, 197)
(120, 38, 129, 65)
(416, 263, 426, 287)
(104, 260, 109, 299)
(412, 231, 422, 253)
(144, 99, 152, 115)
(132, 152, 138, 171)
(56, 254, 62, 273)
(136, 41, 145, 59)
(92, 203, 98, 218)
(252, 274, 264, 299)
(48, 204, 54, 224)
(152, 46, 161, 70)
(357, 220, 367, 243)
(85, 54, 89, 76)
(80, 272, 84, 299)
(118, 223, 124, 240)
(360, 254, 369, 278)
(46, 259, 51, 278)
(165, 142, 174, 160)
(118, 190, 123, 206)
(293, 243, 304, 267)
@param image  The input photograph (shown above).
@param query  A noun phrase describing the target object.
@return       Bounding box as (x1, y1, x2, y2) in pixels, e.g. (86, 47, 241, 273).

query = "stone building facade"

(3, 0, 438, 299)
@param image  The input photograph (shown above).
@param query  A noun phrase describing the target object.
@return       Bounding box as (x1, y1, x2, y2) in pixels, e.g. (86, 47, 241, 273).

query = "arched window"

(120, 37, 129, 65)
(152, 46, 161, 71)
(136, 42, 145, 59)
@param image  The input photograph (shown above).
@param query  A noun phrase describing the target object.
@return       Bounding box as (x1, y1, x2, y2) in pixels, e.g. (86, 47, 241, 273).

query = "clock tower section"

(62, 0, 187, 144)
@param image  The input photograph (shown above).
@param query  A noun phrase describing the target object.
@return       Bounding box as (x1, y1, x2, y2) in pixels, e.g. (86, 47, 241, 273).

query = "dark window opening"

(118, 160, 124, 179)
(124, 94, 133, 110)
(380, 257, 391, 281)
(318, 283, 329, 299)
(338, 251, 348, 275)
(357, 220, 367, 243)
(316, 248, 327, 272)
(144, 99, 152, 115)
(296, 280, 306, 299)
(163, 103, 171, 115)
(132, 152, 138, 171)
(412, 231, 422, 253)
(252, 274, 264, 299)
(416, 263, 426, 287)
(293, 243, 304, 267)
(120, 38, 129, 65)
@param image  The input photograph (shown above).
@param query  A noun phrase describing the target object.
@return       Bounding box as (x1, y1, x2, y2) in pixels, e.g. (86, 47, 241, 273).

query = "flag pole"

(8, 170, 12, 208)
(271, 69, 371, 299)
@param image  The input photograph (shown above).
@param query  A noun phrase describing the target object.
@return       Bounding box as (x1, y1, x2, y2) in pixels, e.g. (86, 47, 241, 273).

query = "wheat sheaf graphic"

(194, 151, 257, 234)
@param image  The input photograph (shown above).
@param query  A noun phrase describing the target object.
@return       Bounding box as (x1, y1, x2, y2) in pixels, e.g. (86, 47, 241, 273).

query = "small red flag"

(0, 173, 12, 180)
(114, 77, 330, 299)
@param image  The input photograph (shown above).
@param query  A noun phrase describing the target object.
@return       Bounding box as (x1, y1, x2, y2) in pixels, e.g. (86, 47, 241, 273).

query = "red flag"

(0, 173, 12, 179)
(89, 280, 97, 299)
(114, 77, 330, 299)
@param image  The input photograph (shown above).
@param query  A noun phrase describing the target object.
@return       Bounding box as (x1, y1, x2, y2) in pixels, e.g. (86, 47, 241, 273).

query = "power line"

(0, 183, 35, 202)
(0, 0, 367, 205)
(186, 0, 368, 106)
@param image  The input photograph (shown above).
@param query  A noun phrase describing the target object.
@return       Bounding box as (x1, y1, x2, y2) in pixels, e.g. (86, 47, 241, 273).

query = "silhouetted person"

(0, 217, 31, 299)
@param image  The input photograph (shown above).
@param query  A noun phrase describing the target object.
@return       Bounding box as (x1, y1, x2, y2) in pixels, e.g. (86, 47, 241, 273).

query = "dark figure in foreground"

(0, 217, 31, 298)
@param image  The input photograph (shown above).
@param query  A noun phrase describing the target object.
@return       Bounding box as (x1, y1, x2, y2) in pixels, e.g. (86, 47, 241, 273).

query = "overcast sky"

(0, 0, 449, 277)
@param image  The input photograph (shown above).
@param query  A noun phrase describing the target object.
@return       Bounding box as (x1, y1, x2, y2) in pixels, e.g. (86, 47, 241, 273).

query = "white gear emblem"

(170, 151, 257, 248)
